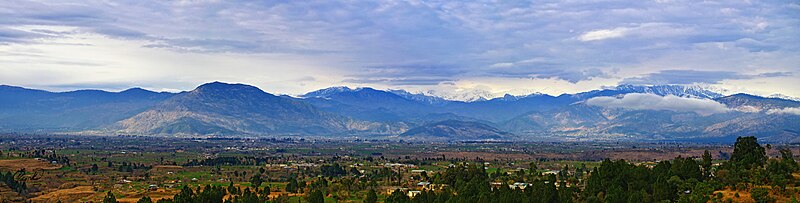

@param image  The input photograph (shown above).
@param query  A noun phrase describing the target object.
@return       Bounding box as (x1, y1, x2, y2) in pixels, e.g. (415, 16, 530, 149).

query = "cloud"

(0, 27, 47, 44)
(767, 107, 800, 116)
(0, 0, 797, 96)
(586, 93, 730, 116)
(621, 70, 793, 85)
(578, 27, 630, 41)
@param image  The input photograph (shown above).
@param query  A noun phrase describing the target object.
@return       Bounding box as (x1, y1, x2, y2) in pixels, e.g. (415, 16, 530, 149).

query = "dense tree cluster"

(32, 136, 800, 203)
(320, 163, 347, 177)
(380, 136, 798, 203)
(102, 185, 274, 203)
(116, 161, 152, 172)
(183, 156, 280, 166)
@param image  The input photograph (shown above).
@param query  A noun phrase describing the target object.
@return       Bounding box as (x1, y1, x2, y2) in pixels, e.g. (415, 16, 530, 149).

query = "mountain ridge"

(1, 82, 797, 142)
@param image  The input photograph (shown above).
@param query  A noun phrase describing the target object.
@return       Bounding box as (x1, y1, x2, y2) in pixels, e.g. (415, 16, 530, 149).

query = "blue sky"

(0, 0, 798, 98)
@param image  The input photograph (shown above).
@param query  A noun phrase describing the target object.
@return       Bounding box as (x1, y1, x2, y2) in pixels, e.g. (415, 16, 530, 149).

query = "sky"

(0, 0, 798, 99)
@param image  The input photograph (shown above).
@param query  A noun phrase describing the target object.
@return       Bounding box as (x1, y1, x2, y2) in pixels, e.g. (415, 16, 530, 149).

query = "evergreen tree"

(137, 196, 153, 203)
(365, 188, 378, 203)
(249, 175, 262, 188)
(103, 191, 118, 203)
(260, 186, 271, 200)
(308, 190, 325, 203)
(750, 187, 774, 203)
(702, 150, 713, 178)
(286, 179, 298, 193)
(729, 136, 767, 169)
(386, 189, 409, 203)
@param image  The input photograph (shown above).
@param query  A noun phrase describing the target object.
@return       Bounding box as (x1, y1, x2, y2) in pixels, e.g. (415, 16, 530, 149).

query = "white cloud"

(578, 27, 630, 41)
(586, 93, 730, 116)
(0, 0, 797, 97)
(489, 62, 514, 68)
(767, 107, 800, 115)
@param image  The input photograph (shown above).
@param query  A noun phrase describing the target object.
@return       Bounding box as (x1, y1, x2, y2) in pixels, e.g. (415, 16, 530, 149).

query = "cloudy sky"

(1, 0, 798, 98)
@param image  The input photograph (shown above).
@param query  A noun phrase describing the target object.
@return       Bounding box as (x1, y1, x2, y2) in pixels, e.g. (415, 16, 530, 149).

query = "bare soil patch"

(0, 159, 62, 171)
(30, 186, 97, 203)
(116, 188, 178, 203)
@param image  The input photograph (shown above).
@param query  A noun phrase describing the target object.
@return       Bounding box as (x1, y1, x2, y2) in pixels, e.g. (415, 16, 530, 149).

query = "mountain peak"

(613, 84, 724, 99)
(388, 89, 448, 104)
(195, 81, 264, 93)
(301, 86, 355, 98)
(769, 93, 800, 101)
(120, 87, 156, 94)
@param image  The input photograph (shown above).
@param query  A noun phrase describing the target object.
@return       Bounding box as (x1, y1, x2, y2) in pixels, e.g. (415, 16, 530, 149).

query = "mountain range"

(1, 82, 798, 142)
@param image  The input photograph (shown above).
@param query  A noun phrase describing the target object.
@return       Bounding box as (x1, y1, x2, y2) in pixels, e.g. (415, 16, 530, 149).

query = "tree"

(298, 179, 306, 192)
(308, 190, 325, 203)
(729, 136, 767, 169)
(751, 187, 774, 203)
(227, 182, 238, 195)
(136, 196, 153, 203)
(260, 186, 271, 200)
(103, 191, 117, 203)
(321, 163, 347, 177)
(172, 186, 195, 203)
(249, 175, 262, 188)
(702, 150, 712, 177)
(286, 179, 298, 193)
(365, 188, 378, 203)
(780, 149, 798, 171)
(386, 189, 409, 203)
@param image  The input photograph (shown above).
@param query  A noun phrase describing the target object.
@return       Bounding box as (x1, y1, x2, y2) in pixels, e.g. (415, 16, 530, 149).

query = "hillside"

(400, 120, 511, 140)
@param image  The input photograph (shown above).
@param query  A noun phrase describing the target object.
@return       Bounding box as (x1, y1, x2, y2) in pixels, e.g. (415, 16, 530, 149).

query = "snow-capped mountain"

(423, 89, 494, 102)
(769, 93, 800, 102)
(387, 89, 448, 105)
(300, 86, 354, 99)
(613, 84, 724, 99)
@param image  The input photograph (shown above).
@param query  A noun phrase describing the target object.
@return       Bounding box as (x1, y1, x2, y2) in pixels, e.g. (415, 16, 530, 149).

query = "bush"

(751, 188, 774, 203)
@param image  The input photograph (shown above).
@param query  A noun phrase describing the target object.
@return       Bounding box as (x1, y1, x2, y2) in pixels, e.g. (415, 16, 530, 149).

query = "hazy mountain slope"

(441, 94, 578, 122)
(0, 85, 174, 131)
(501, 104, 608, 133)
(301, 87, 438, 122)
(401, 120, 511, 140)
(715, 93, 800, 111)
(499, 93, 800, 141)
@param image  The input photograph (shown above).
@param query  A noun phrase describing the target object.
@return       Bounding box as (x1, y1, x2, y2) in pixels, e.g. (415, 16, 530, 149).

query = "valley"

(1, 134, 799, 202)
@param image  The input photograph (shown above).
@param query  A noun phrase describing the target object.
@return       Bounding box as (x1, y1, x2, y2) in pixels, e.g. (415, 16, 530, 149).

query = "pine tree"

(308, 190, 324, 203)
(729, 136, 767, 169)
(103, 191, 117, 203)
(365, 188, 378, 203)
(136, 196, 153, 203)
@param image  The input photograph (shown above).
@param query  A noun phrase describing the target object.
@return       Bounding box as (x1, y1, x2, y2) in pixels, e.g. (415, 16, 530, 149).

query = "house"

(490, 182, 504, 189)
(417, 182, 430, 187)
(509, 182, 529, 190)
(426, 184, 448, 191)
(407, 191, 422, 198)
(542, 170, 560, 175)
(386, 187, 409, 194)
(148, 184, 159, 191)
